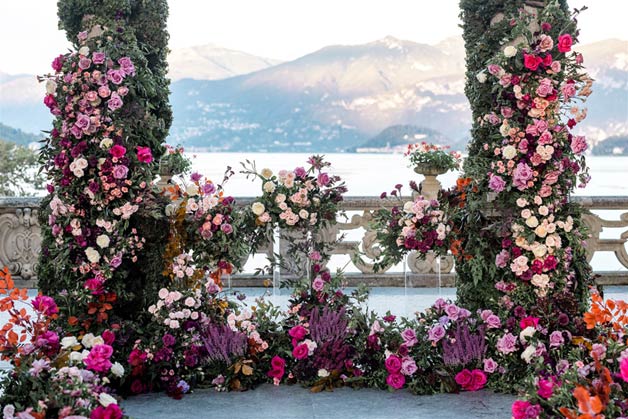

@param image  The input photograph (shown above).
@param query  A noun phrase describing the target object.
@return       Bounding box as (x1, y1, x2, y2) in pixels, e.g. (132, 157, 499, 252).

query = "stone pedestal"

(413, 165, 448, 200)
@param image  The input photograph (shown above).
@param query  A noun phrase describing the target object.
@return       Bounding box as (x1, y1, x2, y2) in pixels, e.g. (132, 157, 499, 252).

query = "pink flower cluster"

(454, 368, 487, 391)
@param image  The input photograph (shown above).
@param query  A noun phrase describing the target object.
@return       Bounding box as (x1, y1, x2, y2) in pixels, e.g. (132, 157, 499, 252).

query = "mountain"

(169, 36, 470, 151)
(1, 37, 626, 152)
(592, 135, 628, 155)
(573, 39, 628, 145)
(0, 122, 42, 146)
(349, 125, 453, 152)
(167, 44, 282, 81)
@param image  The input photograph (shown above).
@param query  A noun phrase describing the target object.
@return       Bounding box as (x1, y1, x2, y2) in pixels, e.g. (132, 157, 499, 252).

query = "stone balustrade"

(1, 196, 627, 288)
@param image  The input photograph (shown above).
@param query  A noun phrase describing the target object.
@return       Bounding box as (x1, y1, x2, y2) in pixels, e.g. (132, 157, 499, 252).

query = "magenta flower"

(267, 355, 286, 380)
(384, 354, 402, 373)
(52, 55, 64, 72)
(84, 344, 113, 373)
(136, 146, 153, 163)
(557, 34, 573, 53)
(109, 145, 127, 158)
(400, 329, 417, 347)
(620, 357, 628, 382)
(317, 172, 330, 186)
(288, 325, 307, 342)
(32, 295, 58, 316)
(90, 404, 123, 419)
(292, 343, 309, 360)
(386, 372, 405, 389)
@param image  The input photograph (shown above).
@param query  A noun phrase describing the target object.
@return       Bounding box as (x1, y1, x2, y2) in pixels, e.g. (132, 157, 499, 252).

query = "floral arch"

(0, 1, 626, 418)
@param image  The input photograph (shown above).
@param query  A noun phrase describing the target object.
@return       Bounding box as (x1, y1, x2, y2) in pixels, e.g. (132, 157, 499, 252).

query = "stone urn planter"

(413, 164, 449, 200)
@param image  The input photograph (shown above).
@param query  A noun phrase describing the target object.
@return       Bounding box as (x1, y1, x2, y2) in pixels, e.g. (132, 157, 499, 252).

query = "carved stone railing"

(1, 196, 627, 288)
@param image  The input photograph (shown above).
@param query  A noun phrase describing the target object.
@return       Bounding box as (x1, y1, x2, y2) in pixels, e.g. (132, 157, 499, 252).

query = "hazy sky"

(1, 0, 627, 75)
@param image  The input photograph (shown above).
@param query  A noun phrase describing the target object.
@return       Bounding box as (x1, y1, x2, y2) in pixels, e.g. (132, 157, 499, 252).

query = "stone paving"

(122, 384, 517, 419)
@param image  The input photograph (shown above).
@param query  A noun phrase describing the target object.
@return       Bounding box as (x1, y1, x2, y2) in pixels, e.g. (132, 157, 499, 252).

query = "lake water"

(186, 153, 628, 197)
(186, 153, 628, 273)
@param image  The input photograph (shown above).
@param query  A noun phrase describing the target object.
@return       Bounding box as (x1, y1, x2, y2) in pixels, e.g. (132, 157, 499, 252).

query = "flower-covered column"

(37, 2, 171, 333)
(457, 0, 594, 323)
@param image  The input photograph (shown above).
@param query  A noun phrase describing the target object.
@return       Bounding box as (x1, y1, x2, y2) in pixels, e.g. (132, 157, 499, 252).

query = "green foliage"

(0, 139, 44, 196)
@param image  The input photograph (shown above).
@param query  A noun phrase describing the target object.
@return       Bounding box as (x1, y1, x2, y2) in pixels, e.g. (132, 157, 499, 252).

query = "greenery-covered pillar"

(37, 0, 172, 333)
(456, 0, 593, 326)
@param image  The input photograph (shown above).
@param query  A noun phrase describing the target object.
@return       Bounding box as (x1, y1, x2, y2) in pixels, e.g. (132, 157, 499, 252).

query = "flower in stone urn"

(405, 142, 462, 175)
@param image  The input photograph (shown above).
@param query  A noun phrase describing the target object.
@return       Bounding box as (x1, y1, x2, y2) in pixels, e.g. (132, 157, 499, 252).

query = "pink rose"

(78, 57, 92, 70)
(427, 324, 445, 342)
(524, 54, 542, 71)
(384, 355, 402, 373)
(117, 86, 129, 96)
(267, 355, 286, 380)
(620, 357, 628, 382)
(107, 69, 125, 85)
(98, 85, 111, 98)
(317, 172, 330, 186)
(112, 164, 129, 179)
(312, 276, 325, 292)
(549, 331, 564, 348)
(52, 55, 64, 72)
(512, 162, 533, 191)
(455, 369, 472, 388)
(386, 372, 405, 389)
(557, 34, 573, 53)
(519, 316, 539, 330)
(538, 34, 554, 52)
(488, 175, 506, 193)
(537, 378, 554, 399)
(32, 295, 58, 316)
(485, 314, 501, 329)
(44, 94, 57, 110)
(84, 344, 113, 373)
(109, 144, 127, 158)
(136, 146, 153, 163)
(118, 57, 135, 76)
(288, 325, 308, 342)
(292, 343, 309, 360)
(487, 64, 502, 75)
(561, 82, 576, 100)
(571, 135, 587, 154)
(107, 92, 123, 111)
(92, 52, 106, 64)
(468, 369, 487, 391)
(401, 329, 417, 347)
(400, 357, 417, 376)
(90, 404, 123, 419)
(483, 358, 498, 373)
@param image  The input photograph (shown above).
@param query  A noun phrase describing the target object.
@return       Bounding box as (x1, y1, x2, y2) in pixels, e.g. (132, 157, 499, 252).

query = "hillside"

(350, 125, 454, 152)
(0, 122, 42, 146)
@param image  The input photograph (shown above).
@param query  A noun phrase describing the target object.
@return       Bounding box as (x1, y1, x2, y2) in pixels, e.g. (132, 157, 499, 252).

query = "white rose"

(61, 336, 78, 349)
(521, 345, 536, 363)
(476, 71, 487, 83)
(504, 46, 517, 58)
(318, 369, 330, 378)
(532, 244, 548, 258)
(263, 181, 276, 193)
(99, 393, 117, 407)
(531, 273, 550, 288)
(82, 333, 97, 348)
(111, 362, 125, 378)
(538, 205, 549, 216)
(403, 201, 414, 213)
(78, 46, 90, 56)
(299, 209, 309, 219)
(45, 79, 57, 94)
(85, 247, 101, 264)
(251, 202, 265, 216)
(502, 145, 517, 160)
(96, 234, 110, 248)
(519, 326, 536, 343)
(69, 351, 84, 362)
(91, 336, 104, 347)
(499, 121, 510, 137)
(261, 168, 273, 178)
(100, 138, 113, 149)
(186, 184, 199, 197)
(525, 216, 539, 228)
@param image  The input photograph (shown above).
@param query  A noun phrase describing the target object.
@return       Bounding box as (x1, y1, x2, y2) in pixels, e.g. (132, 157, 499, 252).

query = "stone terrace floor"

(122, 384, 516, 419)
